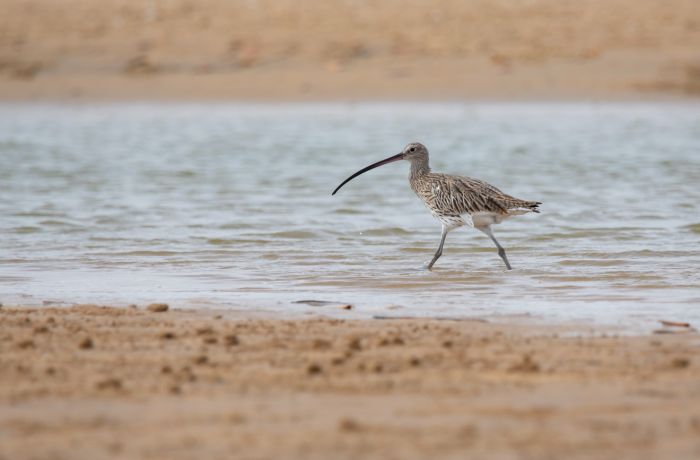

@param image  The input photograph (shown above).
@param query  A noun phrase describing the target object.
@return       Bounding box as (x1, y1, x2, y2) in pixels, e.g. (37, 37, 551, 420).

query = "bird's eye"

(410, 147, 415, 152)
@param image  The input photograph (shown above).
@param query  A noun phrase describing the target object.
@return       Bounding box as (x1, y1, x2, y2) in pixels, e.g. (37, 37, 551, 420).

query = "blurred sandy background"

(1, 0, 700, 101)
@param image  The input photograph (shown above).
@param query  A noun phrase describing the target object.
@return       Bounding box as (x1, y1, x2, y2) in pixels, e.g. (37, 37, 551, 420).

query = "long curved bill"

(332, 153, 405, 195)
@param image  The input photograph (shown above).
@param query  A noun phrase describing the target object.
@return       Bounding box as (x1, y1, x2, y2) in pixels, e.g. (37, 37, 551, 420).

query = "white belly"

(432, 209, 531, 230)
(471, 212, 506, 227)
(433, 213, 470, 230)
(471, 210, 530, 227)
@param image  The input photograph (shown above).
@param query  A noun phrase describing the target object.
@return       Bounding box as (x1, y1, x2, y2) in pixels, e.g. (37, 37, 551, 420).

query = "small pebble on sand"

(95, 378, 122, 390)
(508, 355, 540, 373)
(147, 303, 169, 312)
(338, 418, 360, 432)
(17, 339, 36, 349)
(79, 337, 93, 349)
(348, 338, 362, 351)
(224, 334, 239, 346)
(307, 363, 322, 375)
(313, 339, 332, 349)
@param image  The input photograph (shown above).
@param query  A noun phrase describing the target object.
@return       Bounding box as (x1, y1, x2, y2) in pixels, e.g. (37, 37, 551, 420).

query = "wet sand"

(1, 304, 699, 459)
(1, 0, 700, 101)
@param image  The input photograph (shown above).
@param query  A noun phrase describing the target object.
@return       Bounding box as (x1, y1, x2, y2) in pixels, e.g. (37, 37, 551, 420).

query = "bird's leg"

(477, 225, 512, 270)
(427, 224, 449, 269)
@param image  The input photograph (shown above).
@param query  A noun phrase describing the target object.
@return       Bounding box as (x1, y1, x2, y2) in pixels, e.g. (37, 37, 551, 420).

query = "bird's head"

(401, 142, 429, 162)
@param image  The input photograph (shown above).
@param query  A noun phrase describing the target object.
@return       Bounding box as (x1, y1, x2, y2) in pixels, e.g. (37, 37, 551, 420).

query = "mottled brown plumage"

(412, 173, 540, 217)
(332, 142, 541, 270)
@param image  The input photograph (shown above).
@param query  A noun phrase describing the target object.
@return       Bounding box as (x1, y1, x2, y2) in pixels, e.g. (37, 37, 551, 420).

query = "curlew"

(332, 142, 541, 270)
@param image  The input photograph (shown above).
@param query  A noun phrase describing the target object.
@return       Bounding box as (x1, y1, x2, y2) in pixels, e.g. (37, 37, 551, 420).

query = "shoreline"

(0, 293, 690, 337)
(1, 304, 699, 458)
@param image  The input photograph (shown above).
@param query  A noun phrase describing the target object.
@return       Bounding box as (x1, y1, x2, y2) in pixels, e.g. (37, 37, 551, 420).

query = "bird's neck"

(408, 157, 431, 180)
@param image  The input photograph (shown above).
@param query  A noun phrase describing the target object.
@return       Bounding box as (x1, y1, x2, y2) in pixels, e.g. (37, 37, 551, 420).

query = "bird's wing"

(420, 174, 539, 215)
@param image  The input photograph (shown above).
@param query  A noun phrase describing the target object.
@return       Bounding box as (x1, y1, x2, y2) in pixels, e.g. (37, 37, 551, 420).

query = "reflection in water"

(0, 103, 699, 329)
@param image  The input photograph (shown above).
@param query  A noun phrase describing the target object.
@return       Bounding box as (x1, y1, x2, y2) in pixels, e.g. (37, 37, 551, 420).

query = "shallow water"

(1, 103, 699, 329)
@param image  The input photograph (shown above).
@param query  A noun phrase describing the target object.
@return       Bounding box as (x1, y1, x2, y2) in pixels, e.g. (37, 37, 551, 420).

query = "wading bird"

(332, 142, 541, 270)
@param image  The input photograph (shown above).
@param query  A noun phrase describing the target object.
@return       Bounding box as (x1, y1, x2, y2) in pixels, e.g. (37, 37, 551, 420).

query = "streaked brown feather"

(410, 173, 540, 216)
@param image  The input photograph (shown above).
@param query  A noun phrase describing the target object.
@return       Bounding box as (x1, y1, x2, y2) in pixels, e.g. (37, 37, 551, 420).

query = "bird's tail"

(527, 201, 541, 213)
(510, 201, 541, 214)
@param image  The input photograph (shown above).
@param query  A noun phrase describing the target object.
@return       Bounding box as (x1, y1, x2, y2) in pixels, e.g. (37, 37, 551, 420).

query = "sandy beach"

(1, 0, 700, 101)
(1, 304, 699, 459)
